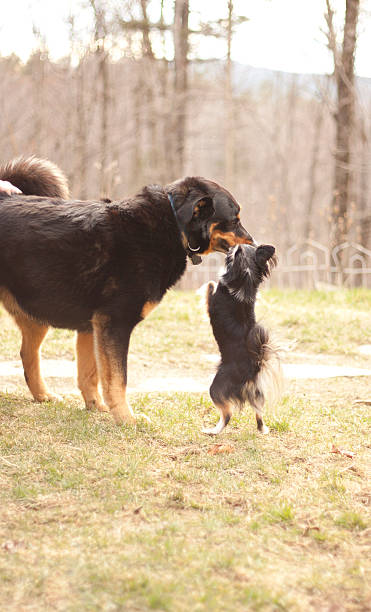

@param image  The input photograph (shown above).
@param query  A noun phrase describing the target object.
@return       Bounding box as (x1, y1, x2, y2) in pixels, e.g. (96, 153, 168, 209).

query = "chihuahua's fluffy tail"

(246, 324, 282, 413)
(0, 156, 69, 198)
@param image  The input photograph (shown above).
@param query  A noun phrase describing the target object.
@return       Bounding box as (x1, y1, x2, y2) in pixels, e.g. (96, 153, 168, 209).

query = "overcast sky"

(1, 0, 371, 77)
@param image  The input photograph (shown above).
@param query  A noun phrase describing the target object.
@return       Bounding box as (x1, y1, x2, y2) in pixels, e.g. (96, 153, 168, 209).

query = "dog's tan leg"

(14, 313, 59, 402)
(202, 401, 233, 435)
(92, 313, 136, 425)
(75, 331, 108, 412)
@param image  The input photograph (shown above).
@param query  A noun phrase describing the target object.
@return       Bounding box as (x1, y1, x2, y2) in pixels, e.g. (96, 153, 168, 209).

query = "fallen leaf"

(168, 446, 202, 461)
(338, 465, 363, 476)
(359, 493, 371, 506)
(2, 540, 25, 553)
(331, 444, 355, 459)
(208, 443, 235, 455)
(303, 525, 320, 536)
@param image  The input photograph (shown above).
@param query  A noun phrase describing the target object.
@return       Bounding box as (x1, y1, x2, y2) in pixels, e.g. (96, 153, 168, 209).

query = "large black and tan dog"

(0, 156, 255, 424)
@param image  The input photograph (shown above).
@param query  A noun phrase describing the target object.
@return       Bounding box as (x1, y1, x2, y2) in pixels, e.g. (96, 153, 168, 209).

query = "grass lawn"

(0, 289, 370, 611)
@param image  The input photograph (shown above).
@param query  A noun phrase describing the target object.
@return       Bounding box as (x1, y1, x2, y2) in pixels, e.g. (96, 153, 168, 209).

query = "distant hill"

(194, 59, 371, 101)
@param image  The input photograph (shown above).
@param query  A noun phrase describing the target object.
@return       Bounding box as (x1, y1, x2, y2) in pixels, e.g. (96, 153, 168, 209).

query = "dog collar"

(167, 193, 202, 265)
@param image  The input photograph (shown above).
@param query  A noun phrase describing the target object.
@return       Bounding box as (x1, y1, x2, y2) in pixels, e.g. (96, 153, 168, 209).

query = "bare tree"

(90, 0, 111, 197)
(29, 27, 48, 155)
(224, 1, 235, 187)
(357, 113, 371, 246)
(139, 0, 161, 179)
(325, 0, 360, 248)
(304, 93, 326, 240)
(173, 0, 189, 177)
(68, 15, 88, 198)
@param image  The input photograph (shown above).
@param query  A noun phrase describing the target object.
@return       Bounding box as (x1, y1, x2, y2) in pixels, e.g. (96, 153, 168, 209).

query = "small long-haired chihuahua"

(203, 243, 281, 435)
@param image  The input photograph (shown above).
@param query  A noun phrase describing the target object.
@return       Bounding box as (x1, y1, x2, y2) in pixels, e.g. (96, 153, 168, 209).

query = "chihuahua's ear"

(256, 244, 275, 267)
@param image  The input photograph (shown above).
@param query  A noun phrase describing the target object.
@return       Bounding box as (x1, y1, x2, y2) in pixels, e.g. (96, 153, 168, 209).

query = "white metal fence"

(178, 240, 371, 289)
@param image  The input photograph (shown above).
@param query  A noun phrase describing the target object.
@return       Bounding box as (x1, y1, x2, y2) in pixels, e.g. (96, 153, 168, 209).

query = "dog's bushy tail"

(0, 156, 69, 198)
(248, 324, 282, 409)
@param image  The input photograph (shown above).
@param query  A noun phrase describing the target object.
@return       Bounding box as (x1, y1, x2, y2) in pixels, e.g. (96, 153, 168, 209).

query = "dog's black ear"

(167, 182, 215, 229)
(256, 245, 275, 267)
(177, 195, 214, 228)
(192, 197, 215, 223)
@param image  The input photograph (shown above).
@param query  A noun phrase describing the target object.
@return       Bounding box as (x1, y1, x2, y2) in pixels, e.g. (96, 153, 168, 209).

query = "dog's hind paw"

(260, 424, 269, 434)
(85, 399, 109, 413)
(202, 414, 228, 435)
(202, 426, 220, 435)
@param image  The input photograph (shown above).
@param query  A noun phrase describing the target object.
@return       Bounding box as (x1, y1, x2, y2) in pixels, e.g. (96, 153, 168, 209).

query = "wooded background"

(1, 0, 370, 257)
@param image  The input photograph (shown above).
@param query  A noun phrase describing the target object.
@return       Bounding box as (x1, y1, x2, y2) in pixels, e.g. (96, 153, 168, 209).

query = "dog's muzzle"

(237, 225, 256, 246)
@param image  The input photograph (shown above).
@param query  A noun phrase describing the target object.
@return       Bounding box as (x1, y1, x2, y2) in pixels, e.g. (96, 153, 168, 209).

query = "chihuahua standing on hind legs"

(203, 243, 281, 435)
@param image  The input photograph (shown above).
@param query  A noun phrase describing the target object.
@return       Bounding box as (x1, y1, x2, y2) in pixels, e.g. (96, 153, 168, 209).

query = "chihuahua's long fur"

(203, 243, 281, 435)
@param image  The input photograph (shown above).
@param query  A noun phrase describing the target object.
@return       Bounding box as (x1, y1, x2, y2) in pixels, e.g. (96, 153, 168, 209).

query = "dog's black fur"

(0, 156, 255, 424)
(203, 243, 280, 435)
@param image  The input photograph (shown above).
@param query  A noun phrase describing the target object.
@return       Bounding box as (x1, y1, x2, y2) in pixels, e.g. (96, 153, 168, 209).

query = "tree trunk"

(224, 1, 235, 188)
(357, 115, 370, 247)
(90, 0, 110, 197)
(280, 74, 297, 251)
(75, 58, 88, 199)
(140, 0, 159, 181)
(173, 0, 189, 177)
(304, 99, 325, 240)
(330, 0, 360, 249)
(98, 46, 109, 197)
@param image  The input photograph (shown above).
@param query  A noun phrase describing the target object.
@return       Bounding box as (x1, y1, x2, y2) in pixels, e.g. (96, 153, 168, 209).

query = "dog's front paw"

(113, 413, 136, 426)
(112, 407, 150, 426)
(260, 424, 269, 434)
(34, 391, 62, 403)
